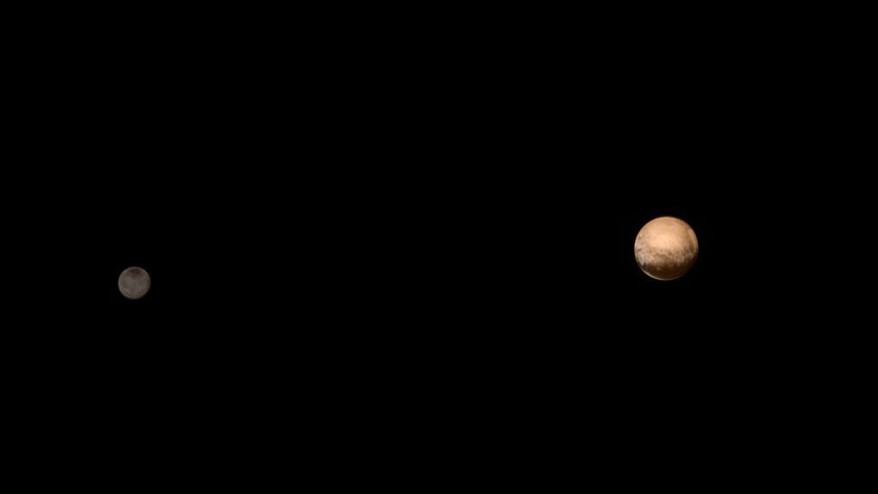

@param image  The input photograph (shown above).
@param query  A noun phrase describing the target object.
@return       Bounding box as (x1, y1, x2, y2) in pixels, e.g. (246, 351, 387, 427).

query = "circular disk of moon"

(634, 216, 698, 281)
(118, 266, 151, 299)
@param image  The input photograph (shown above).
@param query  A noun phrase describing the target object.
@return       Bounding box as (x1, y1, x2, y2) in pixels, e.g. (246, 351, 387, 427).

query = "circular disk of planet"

(634, 216, 698, 281)
(118, 266, 151, 299)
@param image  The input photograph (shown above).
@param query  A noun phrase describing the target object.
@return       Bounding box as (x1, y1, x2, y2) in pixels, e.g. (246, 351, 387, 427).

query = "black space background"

(10, 9, 874, 475)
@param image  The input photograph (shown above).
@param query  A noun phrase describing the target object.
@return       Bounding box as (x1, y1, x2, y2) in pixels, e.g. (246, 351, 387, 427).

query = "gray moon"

(118, 266, 151, 299)
(634, 216, 698, 281)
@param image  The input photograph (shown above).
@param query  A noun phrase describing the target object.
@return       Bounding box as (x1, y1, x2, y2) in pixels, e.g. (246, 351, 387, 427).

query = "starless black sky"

(73, 20, 869, 371)
(35, 11, 854, 316)
(16, 10, 873, 476)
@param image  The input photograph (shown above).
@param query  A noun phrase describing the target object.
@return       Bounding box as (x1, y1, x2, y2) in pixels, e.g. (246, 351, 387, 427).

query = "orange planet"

(634, 217, 698, 280)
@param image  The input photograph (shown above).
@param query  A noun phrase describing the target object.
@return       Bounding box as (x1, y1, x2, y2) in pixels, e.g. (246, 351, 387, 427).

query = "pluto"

(634, 216, 698, 280)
